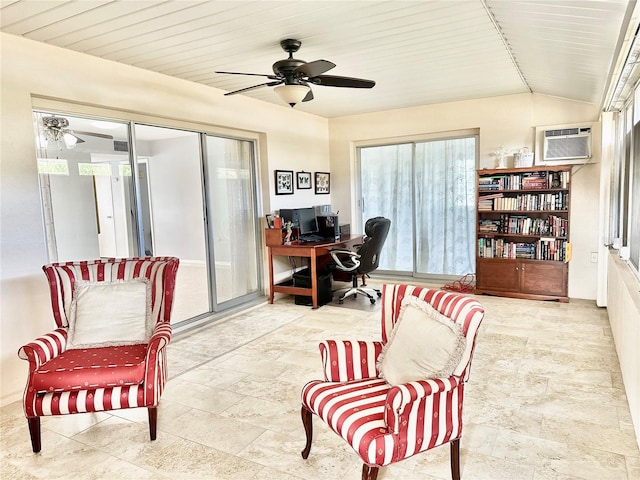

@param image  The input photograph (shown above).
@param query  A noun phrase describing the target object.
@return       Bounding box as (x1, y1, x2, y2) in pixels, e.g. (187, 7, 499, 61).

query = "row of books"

(478, 214, 568, 237)
(478, 192, 568, 211)
(478, 170, 570, 191)
(478, 237, 568, 261)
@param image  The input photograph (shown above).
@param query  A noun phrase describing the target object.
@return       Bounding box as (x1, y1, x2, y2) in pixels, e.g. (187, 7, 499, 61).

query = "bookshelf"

(475, 165, 571, 302)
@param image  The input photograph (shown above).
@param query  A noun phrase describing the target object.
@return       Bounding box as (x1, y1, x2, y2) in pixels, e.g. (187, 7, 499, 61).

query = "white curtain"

(359, 136, 476, 276)
(360, 143, 413, 271)
(414, 138, 476, 275)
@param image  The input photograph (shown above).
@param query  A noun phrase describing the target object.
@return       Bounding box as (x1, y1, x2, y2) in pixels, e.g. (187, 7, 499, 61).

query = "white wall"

(328, 93, 602, 299)
(607, 252, 640, 447)
(0, 33, 330, 405)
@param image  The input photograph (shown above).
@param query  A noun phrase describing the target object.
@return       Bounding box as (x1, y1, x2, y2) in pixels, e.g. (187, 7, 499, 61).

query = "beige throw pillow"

(67, 279, 153, 349)
(378, 295, 466, 385)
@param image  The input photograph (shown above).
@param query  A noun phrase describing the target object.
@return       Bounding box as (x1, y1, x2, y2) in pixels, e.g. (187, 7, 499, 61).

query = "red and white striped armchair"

(301, 284, 485, 480)
(18, 257, 179, 453)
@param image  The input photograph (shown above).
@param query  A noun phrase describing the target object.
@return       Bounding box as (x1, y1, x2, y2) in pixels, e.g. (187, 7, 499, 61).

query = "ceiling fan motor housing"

(43, 116, 69, 129)
(273, 39, 306, 83)
(272, 58, 307, 82)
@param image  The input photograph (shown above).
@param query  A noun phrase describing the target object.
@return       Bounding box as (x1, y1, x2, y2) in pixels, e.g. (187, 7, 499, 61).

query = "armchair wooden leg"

(148, 407, 157, 441)
(362, 464, 379, 480)
(28, 417, 41, 453)
(450, 438, 460, 480)
(301, 406, 313, 459)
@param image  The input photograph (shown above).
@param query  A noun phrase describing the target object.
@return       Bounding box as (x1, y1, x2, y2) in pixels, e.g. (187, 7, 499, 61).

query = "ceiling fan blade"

(295, 60, 335, 78)
(224, 80, 283, 96)
(216, 71, 279, 80)
(69, 130, 114, 140)
(301, 88, 314, 103)
(308, 75, 375, 88)
(69, 134, 85, 144)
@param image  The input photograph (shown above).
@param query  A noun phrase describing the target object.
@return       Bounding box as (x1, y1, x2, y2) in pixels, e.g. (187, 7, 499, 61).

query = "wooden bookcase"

(475, 165, 571, 302)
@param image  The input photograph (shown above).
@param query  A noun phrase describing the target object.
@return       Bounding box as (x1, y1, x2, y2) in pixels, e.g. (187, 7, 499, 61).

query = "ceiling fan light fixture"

(63, 133, 78, 148)
(274, 84, 310, 107)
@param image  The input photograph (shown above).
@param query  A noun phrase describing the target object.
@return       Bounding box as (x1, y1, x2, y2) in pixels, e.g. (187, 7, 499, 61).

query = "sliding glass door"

(133, 125, 210, 322)
(358, 135, 477, 278)
(204, 135, 260, 305)
(359, 143, 414, 272)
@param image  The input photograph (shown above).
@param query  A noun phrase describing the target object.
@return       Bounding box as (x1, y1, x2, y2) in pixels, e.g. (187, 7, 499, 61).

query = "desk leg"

(310, 252, 318, 309)
(268, 248, 275, 304)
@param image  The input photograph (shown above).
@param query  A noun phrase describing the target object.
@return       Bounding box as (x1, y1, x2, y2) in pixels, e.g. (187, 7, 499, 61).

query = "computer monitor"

(297, 207, 318, 235)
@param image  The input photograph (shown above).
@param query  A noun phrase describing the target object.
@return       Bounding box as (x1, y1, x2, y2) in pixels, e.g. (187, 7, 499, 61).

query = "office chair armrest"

(329, 250, 361, 272)
(319, 340, 384, 382)
(384, 376, 462, 434)
(18, 328, 68, 371)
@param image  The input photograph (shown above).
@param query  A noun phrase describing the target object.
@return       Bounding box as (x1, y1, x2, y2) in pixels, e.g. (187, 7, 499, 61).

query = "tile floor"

(2, 286, 639, 479)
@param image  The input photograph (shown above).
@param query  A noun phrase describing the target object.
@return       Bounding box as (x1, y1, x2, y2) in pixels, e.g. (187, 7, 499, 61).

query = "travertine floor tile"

(2, 283, 638, 479)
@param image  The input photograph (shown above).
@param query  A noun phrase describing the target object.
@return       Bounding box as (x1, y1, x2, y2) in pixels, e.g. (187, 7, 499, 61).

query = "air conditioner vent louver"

(543, 127, 591, 161)
(113, 140, 128, 152)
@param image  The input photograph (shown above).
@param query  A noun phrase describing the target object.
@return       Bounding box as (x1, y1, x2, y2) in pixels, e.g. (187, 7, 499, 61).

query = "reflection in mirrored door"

(33, 111, 135, 261)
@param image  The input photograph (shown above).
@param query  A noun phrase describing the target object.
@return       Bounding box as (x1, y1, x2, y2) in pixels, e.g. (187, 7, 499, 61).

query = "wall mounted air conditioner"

(543, 127, 592, 162)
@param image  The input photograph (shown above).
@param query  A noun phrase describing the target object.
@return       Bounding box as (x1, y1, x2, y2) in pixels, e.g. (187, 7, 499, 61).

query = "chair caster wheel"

(370, 299, 376, 305)
(338, 299, 344, 304)
(377, 292, 382, 297)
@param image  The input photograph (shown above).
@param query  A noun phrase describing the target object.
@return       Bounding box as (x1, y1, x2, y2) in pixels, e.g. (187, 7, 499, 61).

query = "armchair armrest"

(144, 322, 173, 405)
(145, 322, 172, 367)
(18, 329, 68, 371)
(384, 376, 462, 434)
(319, 340, 383, 382)
(147, 322, 172, 353)
(329, 250, 361, 272)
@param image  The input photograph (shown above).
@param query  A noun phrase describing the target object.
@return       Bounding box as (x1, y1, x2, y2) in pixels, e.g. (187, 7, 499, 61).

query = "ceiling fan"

(216, 39, 376, 107)
(42, 115, 114, 146)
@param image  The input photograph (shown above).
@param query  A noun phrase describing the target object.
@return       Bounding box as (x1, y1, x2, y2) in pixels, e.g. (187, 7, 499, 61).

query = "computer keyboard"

(298, 234, 325, 243)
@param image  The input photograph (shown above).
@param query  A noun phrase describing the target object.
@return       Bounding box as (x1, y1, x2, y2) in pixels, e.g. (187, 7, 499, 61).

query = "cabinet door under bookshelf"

(475, 165, 571, 302)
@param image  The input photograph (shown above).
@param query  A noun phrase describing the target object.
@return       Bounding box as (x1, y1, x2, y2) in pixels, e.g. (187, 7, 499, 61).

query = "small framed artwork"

(296, 171, 312, 189)
(275, 170, 294, 195)
(315, 171, 330, 194)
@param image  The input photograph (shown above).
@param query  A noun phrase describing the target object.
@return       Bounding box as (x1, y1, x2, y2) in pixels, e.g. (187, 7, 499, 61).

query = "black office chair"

(329, 217, 391, 304)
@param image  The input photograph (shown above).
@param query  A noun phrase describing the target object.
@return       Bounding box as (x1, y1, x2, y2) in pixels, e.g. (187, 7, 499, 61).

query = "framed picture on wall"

(296, 171, 312, 189)
(315, 171, 330, 194)
(275, 170, 294, 195)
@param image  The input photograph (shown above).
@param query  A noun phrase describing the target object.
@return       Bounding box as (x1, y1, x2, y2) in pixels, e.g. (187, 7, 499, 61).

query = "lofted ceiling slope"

(0, 0, 634, 117)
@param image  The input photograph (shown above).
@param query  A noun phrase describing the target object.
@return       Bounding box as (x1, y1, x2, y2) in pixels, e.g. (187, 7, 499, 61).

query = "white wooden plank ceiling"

(0, 0, 633, 118)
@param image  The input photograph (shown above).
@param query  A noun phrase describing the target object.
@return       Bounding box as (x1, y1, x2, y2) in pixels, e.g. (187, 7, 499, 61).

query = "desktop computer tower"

(293, 268, 333, 306)
(317, 215, 340, 240)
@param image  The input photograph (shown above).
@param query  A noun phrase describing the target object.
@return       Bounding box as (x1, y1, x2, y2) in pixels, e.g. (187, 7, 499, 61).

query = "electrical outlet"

(590, 252, 598, 263)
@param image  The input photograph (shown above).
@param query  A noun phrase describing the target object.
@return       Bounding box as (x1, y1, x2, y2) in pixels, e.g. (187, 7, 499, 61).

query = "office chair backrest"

(358, 217, 391, 274)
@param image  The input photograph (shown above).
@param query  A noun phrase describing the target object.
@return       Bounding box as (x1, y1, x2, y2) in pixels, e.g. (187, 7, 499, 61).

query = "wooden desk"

(266, 229, 364, 309)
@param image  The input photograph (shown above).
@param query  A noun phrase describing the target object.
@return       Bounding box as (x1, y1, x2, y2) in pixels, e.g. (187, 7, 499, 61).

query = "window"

(609, 84, 640, 272)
